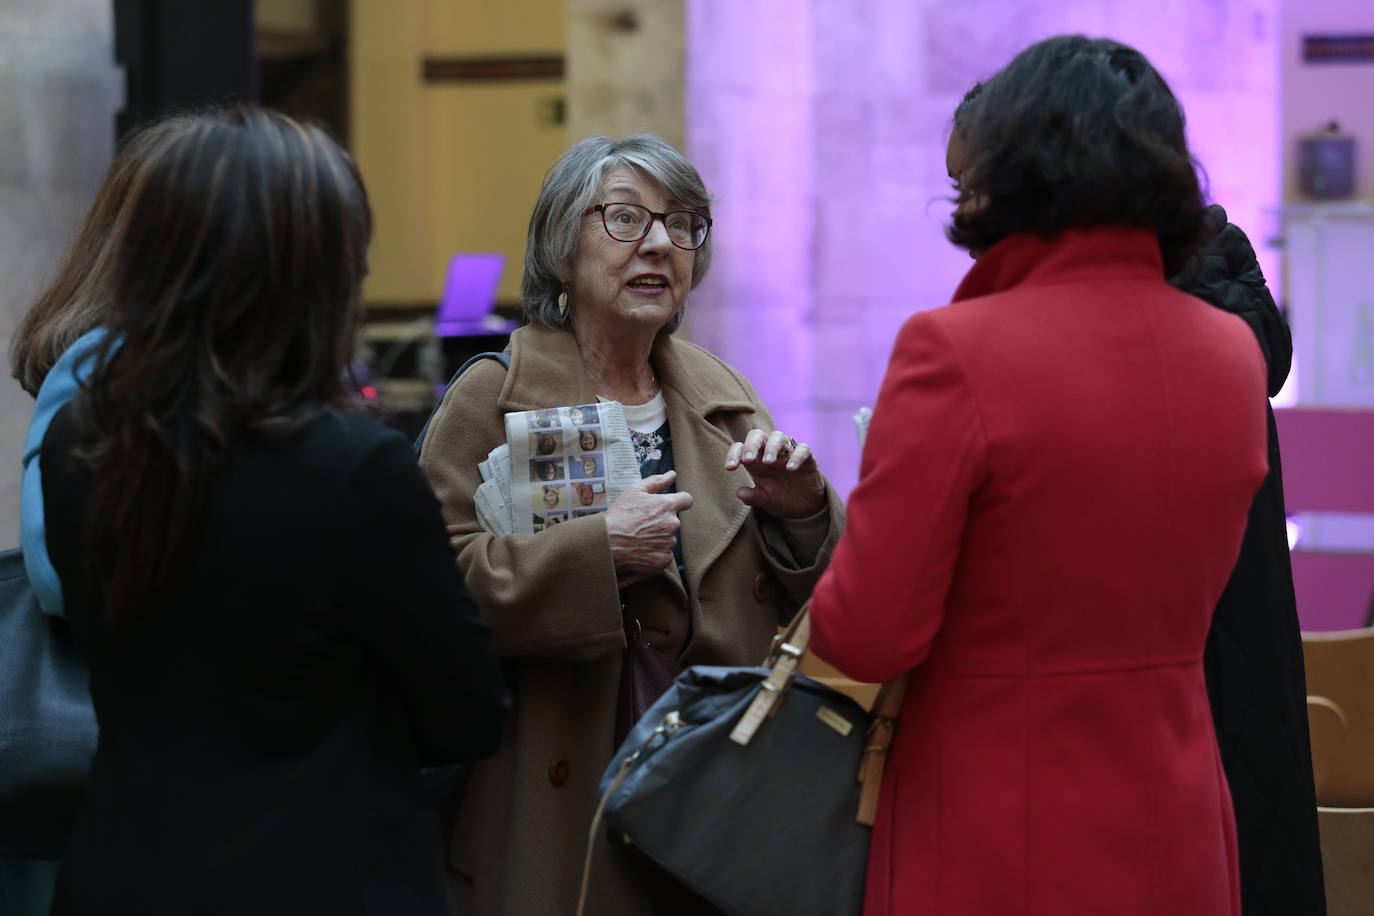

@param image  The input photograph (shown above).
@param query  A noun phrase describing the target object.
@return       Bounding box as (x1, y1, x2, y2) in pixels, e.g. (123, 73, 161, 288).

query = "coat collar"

(659, 356, 755, 599)
(952, 226, 1166, 303)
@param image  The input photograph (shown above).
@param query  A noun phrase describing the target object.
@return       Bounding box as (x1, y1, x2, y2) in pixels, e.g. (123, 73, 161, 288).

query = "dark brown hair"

(72, 106, 372, 618)
(948, 35, 1206, 274)
(10, 116, 197, 396)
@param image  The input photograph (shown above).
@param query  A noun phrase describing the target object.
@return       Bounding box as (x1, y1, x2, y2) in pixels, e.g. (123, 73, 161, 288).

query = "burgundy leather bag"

(614, 616, 682, 746)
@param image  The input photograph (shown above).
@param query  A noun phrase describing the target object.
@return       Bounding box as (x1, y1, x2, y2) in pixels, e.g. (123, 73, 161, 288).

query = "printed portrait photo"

(569, 404, 600, 426)
(570, 480, 606, 509)
(536, 483, 565, 510)
(531, 432, 562, 456)
(531, 458, 565, 482)
(569, 454, 603, 480)
(544, 512, 568, 527)
(531, 409, 561, 430)
(576, 427, 601, 453)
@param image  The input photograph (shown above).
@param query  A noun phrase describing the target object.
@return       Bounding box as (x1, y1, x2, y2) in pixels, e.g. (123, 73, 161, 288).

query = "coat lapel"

(650, 334, 757, 598)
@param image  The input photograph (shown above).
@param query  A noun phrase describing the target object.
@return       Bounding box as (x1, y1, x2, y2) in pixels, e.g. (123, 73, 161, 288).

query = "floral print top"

(631, 419, 685, 585)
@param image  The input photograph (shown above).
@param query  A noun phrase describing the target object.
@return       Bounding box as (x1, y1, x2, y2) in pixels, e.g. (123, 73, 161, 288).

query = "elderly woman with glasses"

(417, 134, 843, 915)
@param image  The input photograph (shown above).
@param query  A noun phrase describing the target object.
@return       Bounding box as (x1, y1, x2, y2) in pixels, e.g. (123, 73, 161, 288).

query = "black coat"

(41, 405, 510, 916)
(1172, 205, 1326, 916)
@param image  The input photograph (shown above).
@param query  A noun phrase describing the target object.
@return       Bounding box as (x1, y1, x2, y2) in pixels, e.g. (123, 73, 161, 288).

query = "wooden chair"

(1303, 628, 1374, 807)
(1304, 628, 1374, 914)
(1307, 696, 1349, 800)
(1316, 807, 1374, 916)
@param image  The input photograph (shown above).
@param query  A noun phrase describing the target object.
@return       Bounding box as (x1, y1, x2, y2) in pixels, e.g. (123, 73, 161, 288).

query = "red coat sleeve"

(809, 311, 988, 683)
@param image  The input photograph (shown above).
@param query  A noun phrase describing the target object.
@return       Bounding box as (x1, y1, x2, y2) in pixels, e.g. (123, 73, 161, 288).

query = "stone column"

(806, 0, 980, 492)
(0, 2, 122, 544)
(686, 0, 1279, 496)
(685, 0, 816, 445)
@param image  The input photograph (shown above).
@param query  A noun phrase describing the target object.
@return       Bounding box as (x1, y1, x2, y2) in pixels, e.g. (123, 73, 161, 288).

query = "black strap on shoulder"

(412, 351, 511, 454)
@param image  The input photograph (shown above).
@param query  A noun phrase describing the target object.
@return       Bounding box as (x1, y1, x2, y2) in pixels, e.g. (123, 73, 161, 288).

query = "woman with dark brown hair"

(34, 106, 507, 916)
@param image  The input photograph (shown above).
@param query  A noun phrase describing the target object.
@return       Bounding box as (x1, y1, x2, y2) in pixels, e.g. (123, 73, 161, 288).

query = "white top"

(602, 390, 667, 435)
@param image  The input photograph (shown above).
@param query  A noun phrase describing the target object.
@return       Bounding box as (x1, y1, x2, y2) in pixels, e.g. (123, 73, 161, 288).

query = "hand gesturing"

(725, 429, 826, 519)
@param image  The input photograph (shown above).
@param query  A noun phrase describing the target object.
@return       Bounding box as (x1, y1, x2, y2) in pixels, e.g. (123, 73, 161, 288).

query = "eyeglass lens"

(601, 203, 708, 249)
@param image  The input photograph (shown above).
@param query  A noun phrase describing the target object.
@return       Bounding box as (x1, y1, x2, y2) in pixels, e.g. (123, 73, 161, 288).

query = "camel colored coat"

(418, 324, 843, 915)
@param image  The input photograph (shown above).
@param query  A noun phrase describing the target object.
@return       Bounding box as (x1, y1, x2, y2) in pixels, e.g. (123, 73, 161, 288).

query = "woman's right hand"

(605, 470, 693, 588)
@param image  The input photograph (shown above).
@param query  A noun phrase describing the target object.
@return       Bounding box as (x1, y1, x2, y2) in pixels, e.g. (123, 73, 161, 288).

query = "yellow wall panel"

(428, 84, 566, 302)
(427, 0, 566, 56)
(350, 0, 566, 305)
(351, 0, 434, 303)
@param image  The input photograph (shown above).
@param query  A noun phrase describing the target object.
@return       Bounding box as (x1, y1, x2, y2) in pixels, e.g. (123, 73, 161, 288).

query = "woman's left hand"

(725, 429, 827, 519)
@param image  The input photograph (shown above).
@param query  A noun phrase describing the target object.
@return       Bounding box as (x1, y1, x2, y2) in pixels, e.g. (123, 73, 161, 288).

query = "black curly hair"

(948, 35, 1206, 274)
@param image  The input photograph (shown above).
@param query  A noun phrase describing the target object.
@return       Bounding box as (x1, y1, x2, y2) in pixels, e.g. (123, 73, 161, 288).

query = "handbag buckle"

(643, 710, 682, 754)
(766, 633, 805, 666)
(864, 715, 896, 752)
(759, 666, 798, 712)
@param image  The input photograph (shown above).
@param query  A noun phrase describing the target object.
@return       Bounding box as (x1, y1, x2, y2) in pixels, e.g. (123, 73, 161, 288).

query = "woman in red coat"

(809, 36, 1268, 916)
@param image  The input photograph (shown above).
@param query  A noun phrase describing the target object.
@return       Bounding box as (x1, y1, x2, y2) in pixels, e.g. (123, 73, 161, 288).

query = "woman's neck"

(574, 324, 659, 406)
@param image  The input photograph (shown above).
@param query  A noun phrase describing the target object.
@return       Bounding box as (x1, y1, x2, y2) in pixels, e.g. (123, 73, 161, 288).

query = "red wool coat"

(811, 227, 1268, 916)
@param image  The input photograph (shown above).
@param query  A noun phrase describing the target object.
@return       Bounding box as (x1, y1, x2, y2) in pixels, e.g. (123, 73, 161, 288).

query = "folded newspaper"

(474, 402, 642, 535)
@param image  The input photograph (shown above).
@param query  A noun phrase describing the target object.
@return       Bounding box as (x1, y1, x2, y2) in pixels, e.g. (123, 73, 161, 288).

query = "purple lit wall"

(684, 0, 1281, 497)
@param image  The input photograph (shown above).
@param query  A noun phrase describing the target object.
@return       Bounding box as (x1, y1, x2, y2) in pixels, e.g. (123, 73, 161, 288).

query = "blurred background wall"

(685, 0, 1282, 494)
(351, 0, 567, 307)
(0, 0, 121, 548)
(0, 0, 1369, 629)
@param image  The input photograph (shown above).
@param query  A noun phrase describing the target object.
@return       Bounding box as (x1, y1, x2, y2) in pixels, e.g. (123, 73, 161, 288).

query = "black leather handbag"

(577, 610, 907, 916)
(0, 547, 97, 859)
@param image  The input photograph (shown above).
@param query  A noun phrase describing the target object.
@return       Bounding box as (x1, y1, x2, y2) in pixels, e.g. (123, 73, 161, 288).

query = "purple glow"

(1286, 516, 1303, 550)
(686, 0, 1281, 498)
(435, 252, 512, 337)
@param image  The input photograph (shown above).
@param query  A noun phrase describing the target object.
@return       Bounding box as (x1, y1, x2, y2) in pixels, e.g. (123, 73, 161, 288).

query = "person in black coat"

(1171, 204, 1327, 916)
(35, 106, 509, 916)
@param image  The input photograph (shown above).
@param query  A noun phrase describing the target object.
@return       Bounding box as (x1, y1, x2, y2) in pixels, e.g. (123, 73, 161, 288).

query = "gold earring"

(557, 287, 569, 318)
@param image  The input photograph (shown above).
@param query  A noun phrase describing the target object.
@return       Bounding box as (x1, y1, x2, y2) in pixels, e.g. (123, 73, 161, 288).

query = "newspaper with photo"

(471, 402, 641, 535)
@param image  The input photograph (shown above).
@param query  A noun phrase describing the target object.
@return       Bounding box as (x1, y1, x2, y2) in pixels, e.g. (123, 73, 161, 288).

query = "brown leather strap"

(730, 604, 909, 825)
(729, 610, 811, 745)
(574, 755, 635, 916)
(855, 673, 909, 825)
(574, 709, 684, 916)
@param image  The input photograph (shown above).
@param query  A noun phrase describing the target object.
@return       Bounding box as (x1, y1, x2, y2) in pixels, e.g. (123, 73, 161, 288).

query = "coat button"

(548, 756, 570, 787)
(752, 572, 773, 603)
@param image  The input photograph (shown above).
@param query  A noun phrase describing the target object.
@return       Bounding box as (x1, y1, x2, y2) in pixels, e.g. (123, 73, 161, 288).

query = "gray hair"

(521, 134, 713, 333)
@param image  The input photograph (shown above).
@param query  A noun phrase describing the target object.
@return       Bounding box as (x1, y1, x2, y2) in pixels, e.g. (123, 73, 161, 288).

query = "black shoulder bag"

(0, 548, 97, 859)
